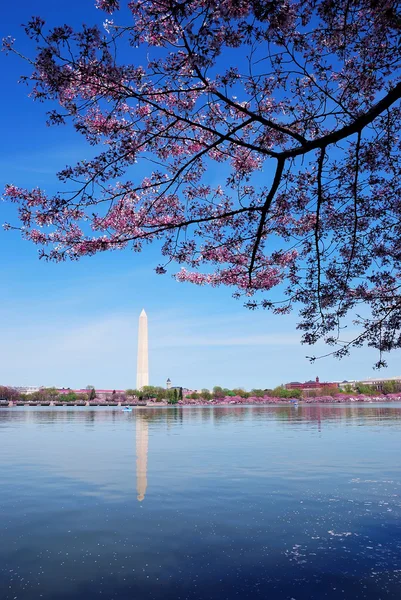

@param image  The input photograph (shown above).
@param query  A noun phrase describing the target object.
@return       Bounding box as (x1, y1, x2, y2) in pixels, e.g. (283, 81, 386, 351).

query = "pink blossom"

(96, 0, 119, 13)
(3, 0, 401, 365)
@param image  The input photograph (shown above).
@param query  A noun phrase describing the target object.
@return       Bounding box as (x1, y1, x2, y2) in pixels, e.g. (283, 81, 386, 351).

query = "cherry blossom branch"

(282, 82, 401, 159)
(248, 158, 285, 284)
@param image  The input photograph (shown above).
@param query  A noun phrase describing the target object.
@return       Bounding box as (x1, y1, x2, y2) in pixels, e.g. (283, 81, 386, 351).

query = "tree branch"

(282, 82, 401, 159)
(248, 158, 285, 284)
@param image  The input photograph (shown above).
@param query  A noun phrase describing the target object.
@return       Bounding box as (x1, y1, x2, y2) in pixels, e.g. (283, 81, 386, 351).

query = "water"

(1, 405, 401, 600)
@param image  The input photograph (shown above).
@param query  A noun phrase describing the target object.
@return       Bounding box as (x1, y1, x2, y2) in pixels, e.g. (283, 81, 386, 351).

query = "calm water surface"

(1, 405, 401, 599)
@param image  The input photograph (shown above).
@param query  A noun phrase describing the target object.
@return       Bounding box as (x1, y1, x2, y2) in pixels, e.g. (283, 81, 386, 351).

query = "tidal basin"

(1, 406, 401, 599)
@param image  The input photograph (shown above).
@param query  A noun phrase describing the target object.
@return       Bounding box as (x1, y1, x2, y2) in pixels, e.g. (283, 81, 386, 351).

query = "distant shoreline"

(2, 395, 401, 408)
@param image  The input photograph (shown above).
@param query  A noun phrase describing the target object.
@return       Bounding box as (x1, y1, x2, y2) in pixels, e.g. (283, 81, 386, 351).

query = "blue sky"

(1, 0, 400, 390)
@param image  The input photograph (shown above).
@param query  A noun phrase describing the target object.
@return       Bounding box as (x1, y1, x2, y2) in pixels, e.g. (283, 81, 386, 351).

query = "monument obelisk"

(136, 309, 149, 390)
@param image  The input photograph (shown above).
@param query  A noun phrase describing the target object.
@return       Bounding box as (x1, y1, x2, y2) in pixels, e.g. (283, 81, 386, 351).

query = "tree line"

(186, 387, 303, 400)
(2, 381, 401, 403)
(126, 387, 183, 404)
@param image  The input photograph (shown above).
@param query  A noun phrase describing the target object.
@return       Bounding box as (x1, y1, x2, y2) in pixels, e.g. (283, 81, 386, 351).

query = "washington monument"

(136, 309, 149, 390)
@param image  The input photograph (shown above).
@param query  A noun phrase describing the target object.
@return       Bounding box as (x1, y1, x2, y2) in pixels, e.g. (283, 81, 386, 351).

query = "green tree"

(382, 380, 396, 395)
(271, 386, 302, 399)
(232, 388, 249, 398)
(141, 386, 159, 399)
(158, 387, 168, 401)
(30, 389, 47, 402)
(393, 380, 401, 393)
(167, 389, 178, 404)
(340, 384, 354, 394)
(356, 383, 376, 395)
(62, 392, 78, 402)
(84, 385, 96, 400)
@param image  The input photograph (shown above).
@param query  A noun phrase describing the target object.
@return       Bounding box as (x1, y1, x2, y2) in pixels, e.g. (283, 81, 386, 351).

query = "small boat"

(122, 407, 133, 412)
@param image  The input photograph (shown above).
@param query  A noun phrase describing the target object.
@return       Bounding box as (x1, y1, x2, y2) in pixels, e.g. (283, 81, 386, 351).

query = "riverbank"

(2, 393, 401, 407)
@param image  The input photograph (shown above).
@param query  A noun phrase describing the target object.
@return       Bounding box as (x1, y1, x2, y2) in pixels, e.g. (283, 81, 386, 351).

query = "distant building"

(13, 386, 42, 395)
(284, 375, 401, 394)
(284, 376, 339, 391)
(356, 376, 401, 392)
(166, 378, 172, 390)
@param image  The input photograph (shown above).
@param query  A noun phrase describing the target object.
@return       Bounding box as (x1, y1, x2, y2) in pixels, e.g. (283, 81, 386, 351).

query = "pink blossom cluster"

(175, 394, 401, 406)
(3, 0, 401, 363)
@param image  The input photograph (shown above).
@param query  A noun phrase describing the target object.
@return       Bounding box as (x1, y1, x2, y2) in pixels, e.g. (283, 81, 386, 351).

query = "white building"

(13, 386, 42, 395)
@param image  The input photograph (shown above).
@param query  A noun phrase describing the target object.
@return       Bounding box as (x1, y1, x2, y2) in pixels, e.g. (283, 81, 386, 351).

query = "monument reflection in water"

(136, 414, 148, 502)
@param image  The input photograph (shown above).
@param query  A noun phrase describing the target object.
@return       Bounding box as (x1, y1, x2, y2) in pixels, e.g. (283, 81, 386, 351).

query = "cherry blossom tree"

(3, 0, 401, 365)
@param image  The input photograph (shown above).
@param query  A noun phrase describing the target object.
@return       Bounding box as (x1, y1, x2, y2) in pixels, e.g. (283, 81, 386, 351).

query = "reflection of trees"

(272, 404, 401, 427)
(213, 406, 251, 423)
(3, 403, 401, 433)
